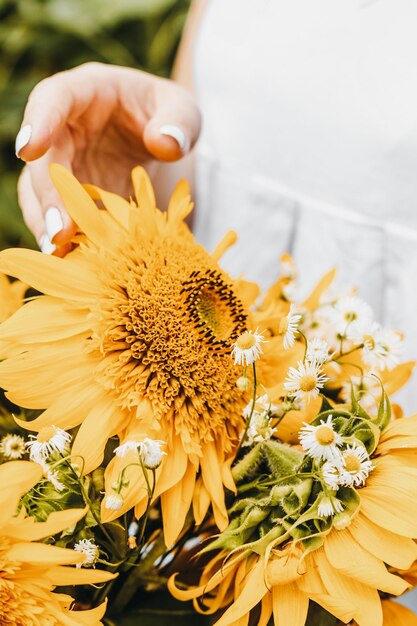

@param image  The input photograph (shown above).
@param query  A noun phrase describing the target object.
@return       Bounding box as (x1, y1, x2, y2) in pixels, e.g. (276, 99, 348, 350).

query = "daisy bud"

(333, 512, 352, 530)
(105, 492, 124, 511)
(236, 376, 251, 392)
(317, 495, 344, 518)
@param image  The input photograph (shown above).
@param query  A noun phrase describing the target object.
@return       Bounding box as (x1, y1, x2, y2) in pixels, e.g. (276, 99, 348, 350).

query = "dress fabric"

(192, 0, 417, 413)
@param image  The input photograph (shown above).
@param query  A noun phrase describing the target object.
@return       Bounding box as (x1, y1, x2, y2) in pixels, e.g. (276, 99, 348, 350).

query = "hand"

(15, 62, 201, 255)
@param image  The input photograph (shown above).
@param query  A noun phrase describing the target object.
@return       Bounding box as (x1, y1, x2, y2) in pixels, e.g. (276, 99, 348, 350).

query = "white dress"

(192, 0, 417, 414)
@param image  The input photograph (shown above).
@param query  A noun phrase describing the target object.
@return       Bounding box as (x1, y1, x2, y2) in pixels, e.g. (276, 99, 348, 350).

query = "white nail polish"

(39, 234, 56, 255)
(45, 207, 64, 242)
(159, 125, 188, 151)
(15, 124, 32, 157)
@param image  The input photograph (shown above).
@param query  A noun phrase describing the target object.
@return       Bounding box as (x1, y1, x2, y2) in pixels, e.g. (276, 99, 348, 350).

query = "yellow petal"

(3, 507, 88, 541)
(0, 248, 101, 301)
(382, 599, 417, 625)
(302, 269, 336, 311)
(50, 164, 113, 249)
(361, 458, 417, 537)
(0, 297, 90, 345)
(214, 558, 268, 626)
(0, 461, 42, 525)
(258, 593, 273, 626)
(324, 529, 409, 596)
(200, 441, 229, 531)
(316, 548, 383, 626)
(46, 565, 116, 586)
(272, 582, 309, 626)
(84, 184, 131, 231)
(349, 514, 417, 570)
(72, 399, 129, 475)
(54, 600, 108, 626)
(6, 542, 85, 566)
(211, 231, 238, 262)
(161, 462, 196, 548)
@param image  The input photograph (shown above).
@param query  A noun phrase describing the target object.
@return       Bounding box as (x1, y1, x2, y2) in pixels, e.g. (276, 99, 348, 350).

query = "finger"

(15, 62, 113, 162)
(143, 79, 201, 162)
(28, 140, 77, 246)
(18, 167, 71, 256)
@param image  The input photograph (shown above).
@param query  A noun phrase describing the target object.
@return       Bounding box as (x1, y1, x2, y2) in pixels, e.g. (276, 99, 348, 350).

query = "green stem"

(236, 362, 257, 456)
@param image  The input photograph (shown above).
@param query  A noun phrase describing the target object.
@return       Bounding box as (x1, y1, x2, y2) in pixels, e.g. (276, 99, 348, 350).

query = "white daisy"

(284, 360, 328, 403)
(338, 445, 374, 487)
(306, 338, 332, 364)
(322, 460, 341, 491)
(243, 412, 276, 447)
(242, 394, 278, 419)
(104, 492, 124, 511)
(279, 304, 302, 349)
(317, 494, 344, 518)
(0, 433, 26, 459)
(74, 538, 100, 568)
(46, 468, 65, 492)
(26, 426, 71, 462)
(327, 295, 373, 337)
(299, 415, 343, 462)
(114, 440, 141, 458)
(362, 328, 402, 371)
(140, 438, 166, 469)
(232, 329, 265, 366)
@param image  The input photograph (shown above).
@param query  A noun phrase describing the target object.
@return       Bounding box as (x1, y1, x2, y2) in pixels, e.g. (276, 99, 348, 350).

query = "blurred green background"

(0, 0, 191, 249)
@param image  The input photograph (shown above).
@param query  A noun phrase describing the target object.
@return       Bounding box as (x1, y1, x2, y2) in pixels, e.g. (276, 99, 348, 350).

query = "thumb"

(143, 79, 201, 162)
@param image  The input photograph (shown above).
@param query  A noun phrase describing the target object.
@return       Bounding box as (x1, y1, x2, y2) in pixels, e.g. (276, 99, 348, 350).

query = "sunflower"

(0, 165, 260, 546)
(169, 409, 417, 626)
(0, 459, 115, 625)
(0, 273, 26, 323)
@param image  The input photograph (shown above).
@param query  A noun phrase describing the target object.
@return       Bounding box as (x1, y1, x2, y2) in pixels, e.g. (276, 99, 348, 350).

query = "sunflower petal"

(0, 248, 101, 300)
(272, 582, 309, 626)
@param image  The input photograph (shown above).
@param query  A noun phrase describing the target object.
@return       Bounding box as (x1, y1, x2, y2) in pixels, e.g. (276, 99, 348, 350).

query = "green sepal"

(373, 384, 392, 431)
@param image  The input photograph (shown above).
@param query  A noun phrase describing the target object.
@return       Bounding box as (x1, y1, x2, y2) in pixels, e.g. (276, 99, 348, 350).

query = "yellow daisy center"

(37, 426, 56, 443)
(344, 454, 361, 473)
(300, 375, 318, 392)
(315, 425, 336, 445)
(236, 332, 257, 350)
(278, 317, 289, 334)
(363, 334, 375, 349)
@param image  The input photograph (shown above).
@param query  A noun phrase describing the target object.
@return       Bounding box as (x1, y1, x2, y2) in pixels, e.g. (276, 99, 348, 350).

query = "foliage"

(0, 0, 191, 249)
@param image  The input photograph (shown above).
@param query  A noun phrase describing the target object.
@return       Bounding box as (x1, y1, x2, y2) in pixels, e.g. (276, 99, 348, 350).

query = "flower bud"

(333, 511, 352, 530)
(104, 492, 124, 511)
(236, 376, 251, 392)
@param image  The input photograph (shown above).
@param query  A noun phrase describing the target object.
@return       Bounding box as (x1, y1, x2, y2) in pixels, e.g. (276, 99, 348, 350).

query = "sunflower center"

(300, 375, 318, 392)
(344, 454, 361, 473)
(37, 426, 56, 443)
(315, 425, 335, 445)
(183, 269, 246, 347)
(98, 240, 248, 451)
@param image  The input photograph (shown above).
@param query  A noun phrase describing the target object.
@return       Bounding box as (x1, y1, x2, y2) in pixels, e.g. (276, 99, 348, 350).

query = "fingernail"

(159, 125, 188, 151)
(45, 207, 64, 242)
(39, 234, 56, 255)
(15, 124, 32, 157)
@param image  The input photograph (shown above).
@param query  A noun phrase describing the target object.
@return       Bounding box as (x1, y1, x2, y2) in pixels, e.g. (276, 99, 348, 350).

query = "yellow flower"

(0, 273, 26, 323)
(0, 460, 115, 625)
(0, 165, 259, 546)
(170, 414, 417, 626)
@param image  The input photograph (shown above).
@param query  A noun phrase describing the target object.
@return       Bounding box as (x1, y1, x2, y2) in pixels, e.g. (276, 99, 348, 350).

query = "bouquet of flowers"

(0, 165, 416, 626)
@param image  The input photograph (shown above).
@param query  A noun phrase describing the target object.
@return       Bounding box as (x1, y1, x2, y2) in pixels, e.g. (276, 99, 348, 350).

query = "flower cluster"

(0, 168, 414, 626)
